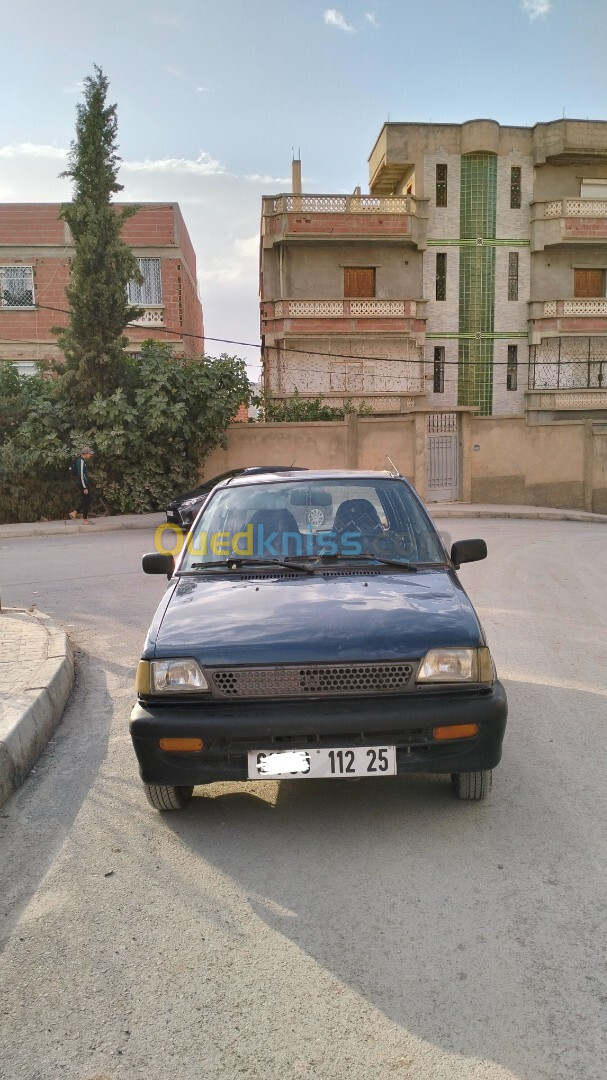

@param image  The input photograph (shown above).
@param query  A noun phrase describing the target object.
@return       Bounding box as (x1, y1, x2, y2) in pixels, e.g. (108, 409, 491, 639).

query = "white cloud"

(196, 86, 212, 93)
(520, 0, 552, 20)
(199, 234, 259, 285)
(0, 143, 68, 160)
(365, 12, 379, 26)
(62, 81, 85, 95)
(244, 173, 291, 185)
(122, 151, 228, 177)
(323, 8, 354, 31)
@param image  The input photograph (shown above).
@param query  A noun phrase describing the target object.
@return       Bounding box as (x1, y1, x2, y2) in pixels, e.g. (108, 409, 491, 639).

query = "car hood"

(146, 568, 484, 665)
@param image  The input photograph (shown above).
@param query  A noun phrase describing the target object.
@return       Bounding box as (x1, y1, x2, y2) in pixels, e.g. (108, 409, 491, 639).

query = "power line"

(28, 301, 549, 368)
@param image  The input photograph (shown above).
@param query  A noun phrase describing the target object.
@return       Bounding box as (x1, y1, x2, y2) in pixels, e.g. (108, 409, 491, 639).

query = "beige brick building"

(260, 119, 607, 432)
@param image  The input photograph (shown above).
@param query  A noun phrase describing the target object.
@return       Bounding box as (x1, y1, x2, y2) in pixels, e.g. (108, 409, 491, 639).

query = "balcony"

(262, 193, 427, 249)
(261, 298, 427, 343)
(532, 199, 607, 250)
(533, 120, 607, 166)
(529, 298, 607, 342)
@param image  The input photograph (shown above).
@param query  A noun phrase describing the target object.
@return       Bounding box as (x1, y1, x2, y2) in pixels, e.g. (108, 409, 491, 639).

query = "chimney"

(292, 158, 302, 194)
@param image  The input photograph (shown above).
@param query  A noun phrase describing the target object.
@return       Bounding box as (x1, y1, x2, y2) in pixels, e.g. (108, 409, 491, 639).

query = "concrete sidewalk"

(0, 504, 606, 540)
(0, 610, 74, 806)
(0, 511, 165, 540)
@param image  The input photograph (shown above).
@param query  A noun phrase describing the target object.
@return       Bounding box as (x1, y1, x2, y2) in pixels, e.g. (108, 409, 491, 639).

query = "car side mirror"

(450, 539, 487, 569)
(142, 553, 175, 579)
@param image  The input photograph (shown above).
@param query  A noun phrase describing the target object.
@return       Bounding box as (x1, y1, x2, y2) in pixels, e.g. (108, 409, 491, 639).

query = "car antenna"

(386, 455, 400, 477)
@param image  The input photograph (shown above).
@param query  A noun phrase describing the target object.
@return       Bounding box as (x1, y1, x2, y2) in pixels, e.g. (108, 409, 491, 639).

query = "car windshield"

(179, 477, 447, 569)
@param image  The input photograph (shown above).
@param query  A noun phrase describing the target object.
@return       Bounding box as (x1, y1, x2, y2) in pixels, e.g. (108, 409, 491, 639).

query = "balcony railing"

(529, 337, 607, 389)
(130, 305, 165, 327)
(542, 299, 607, 317)
(265, 298, 420, 318)
(544, 198, 607, 218)
(269, 194, 416, 215)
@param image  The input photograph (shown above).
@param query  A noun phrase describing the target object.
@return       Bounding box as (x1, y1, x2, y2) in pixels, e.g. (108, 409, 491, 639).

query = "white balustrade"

(544, 199, 607, 218)
(563, 299, 607, 316)
(131, 307, 165, 327)
(271, 194, 411, 215)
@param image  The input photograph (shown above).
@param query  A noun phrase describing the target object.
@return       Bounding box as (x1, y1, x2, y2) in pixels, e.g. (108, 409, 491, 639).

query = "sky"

(2, 0, 607, 379)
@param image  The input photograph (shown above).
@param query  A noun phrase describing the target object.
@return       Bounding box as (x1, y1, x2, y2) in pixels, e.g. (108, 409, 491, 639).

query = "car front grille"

(208, 661, 414, 700)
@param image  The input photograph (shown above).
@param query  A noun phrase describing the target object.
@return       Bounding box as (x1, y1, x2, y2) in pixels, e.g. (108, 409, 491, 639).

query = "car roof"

(217, 469, 404, 489)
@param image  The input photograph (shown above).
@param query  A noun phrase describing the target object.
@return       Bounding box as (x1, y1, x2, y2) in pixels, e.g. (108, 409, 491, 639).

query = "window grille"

(127, 258, 162, 305)
(510, 167, 521, 209)
(0, 266, 34, 308)
(507, 345, 518, 391)
(436, 253, 447, 301)
(433, 346, 445, 393)
(436, 164, 448, 207)
(508, 252, 519, 301)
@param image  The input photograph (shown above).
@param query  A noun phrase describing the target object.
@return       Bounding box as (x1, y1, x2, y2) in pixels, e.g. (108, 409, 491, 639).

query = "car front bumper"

(130, 682, 508, 785)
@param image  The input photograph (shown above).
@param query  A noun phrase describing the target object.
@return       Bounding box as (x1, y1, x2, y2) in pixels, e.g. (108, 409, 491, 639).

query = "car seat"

(248, 508, 302, 557)
(333, 499, 382, 534)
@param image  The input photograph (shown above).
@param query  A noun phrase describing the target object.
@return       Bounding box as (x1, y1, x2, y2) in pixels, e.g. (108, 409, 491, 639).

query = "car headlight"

(136, 658, 209, 694)
(416, 647, 493, 684)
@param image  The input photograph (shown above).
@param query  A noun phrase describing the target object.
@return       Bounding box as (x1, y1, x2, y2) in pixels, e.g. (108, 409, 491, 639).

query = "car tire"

(144, 784, 194, 811)
(451, 770, 492, 801)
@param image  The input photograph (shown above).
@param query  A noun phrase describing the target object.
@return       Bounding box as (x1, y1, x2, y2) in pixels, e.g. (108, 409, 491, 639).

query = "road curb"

(0, 514, 164, 540)
(0, 613, 74, 807)
(429, 507, 607, 523)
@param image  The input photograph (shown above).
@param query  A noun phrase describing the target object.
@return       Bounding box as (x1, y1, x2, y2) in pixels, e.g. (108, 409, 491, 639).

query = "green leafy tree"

(54, 66, 143, 402)
(0, 343, 251, 523)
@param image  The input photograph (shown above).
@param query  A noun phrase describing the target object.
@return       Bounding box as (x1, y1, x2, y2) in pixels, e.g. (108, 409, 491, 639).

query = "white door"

(426, 414, 459, 502)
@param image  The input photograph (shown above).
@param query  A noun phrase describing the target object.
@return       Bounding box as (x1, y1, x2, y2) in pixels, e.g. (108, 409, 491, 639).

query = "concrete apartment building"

(260, 119, 607, 427)
(0, 202, 203, 372)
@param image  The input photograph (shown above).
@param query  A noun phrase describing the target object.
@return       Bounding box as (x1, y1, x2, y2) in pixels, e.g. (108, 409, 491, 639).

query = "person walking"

(69, 447, 95, 524)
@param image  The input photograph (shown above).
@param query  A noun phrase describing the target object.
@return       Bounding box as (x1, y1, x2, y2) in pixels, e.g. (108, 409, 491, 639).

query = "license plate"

(247, 745, 396, 779)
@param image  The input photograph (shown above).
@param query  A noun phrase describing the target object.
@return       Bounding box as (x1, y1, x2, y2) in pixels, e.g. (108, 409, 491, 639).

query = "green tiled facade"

(458, 153, 498, 414)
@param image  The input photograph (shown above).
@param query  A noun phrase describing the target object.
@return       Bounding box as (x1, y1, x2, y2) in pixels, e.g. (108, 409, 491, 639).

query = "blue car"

(131, 470, 507, 809)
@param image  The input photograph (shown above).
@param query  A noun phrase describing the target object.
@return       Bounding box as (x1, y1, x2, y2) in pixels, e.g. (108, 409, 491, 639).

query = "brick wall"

(120, 204, 176, 246)
(0, 202, 203, 363)
(0, 204, 68, 245)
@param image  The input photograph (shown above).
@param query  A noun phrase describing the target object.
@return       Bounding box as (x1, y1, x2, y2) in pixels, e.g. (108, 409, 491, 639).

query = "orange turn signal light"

(433, 724, 479, 741)
(159, 737, 204, 752)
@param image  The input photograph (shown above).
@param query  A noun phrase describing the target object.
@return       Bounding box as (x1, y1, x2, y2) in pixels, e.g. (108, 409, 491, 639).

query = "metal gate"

(426, 413, 459, 502)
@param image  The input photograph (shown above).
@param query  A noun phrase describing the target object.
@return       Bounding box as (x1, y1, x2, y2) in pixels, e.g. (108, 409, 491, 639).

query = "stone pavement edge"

(0, 609, 74, 807)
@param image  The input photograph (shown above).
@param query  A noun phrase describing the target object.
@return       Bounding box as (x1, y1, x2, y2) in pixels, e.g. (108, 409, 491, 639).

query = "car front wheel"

(451, 770, 492, 801)
(144, 784, 194, 811)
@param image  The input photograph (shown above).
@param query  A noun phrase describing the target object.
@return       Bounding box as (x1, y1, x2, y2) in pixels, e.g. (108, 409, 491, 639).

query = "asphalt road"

(0, 521, 606, 1080)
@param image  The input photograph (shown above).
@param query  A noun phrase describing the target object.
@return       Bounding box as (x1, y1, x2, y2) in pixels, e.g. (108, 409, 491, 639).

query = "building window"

(507, 345, 518, 391)
(510, 167, 522, 209)
(13, 360, 38, 376)
(436, 253, 447, 301)
(580, 178, 607, 199)
(343, 267, 375, 297)
(574, 268, 606, 297)
(0, 266, 34, 308)
(433, 346, 445, 393)
(436, 164, 448, 207)
(508, 252, 519, 301)
(127, 257, 162, 306)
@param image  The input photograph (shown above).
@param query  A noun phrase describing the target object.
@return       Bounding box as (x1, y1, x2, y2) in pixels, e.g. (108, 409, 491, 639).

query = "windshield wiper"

(189, 557, 314, 575)
(316, 553, 418, 571)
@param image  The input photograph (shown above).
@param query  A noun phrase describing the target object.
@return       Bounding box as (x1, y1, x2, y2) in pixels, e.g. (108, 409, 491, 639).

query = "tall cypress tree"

(55, 66, 143, 402)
